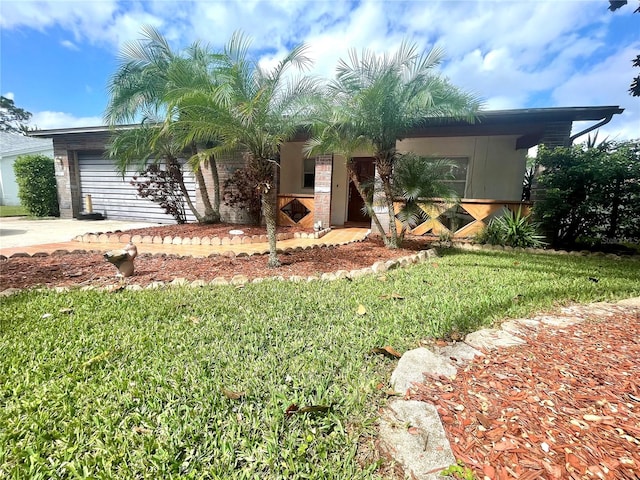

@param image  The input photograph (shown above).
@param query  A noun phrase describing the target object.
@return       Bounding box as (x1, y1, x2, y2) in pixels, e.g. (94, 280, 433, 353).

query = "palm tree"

(320, 41, 481, 247)
(165, 32, 320, 267)
(104, 26, 220, 223)
(391, 154, 460, 238)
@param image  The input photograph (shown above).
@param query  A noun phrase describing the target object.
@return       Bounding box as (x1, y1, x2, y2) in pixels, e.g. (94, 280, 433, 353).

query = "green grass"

(1, 250, 639, 479)
(0, 205, 27, 217)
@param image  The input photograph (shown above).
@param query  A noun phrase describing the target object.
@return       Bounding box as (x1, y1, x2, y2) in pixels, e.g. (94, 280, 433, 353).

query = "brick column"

(53, 148, 80, 219)
(313, 154, 333, 229)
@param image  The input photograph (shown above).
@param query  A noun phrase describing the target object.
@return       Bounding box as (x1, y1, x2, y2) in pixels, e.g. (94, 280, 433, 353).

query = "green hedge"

(13, 154, 59, 217)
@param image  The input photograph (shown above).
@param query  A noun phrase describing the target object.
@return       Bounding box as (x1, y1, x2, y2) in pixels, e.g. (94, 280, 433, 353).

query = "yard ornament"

(104, 242, 138, 277)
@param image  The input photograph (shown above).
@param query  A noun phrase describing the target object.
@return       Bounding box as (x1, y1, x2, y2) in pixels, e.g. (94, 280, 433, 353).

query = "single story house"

(31, 105, 623, 237)
(0, 132, 54, 206)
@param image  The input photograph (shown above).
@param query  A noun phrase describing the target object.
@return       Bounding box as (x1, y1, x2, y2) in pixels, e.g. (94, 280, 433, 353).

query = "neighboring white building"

(0, 132, 54, 206)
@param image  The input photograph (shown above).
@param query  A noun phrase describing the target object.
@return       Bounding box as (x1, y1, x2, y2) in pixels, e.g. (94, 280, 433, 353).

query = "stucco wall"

(397, 135, 527, 201)
(279, 142, 313, 195)
(279, 144, 351, 226)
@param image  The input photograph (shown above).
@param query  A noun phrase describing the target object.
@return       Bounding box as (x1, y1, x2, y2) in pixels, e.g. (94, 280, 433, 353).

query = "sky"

(1, 0, 638, 142)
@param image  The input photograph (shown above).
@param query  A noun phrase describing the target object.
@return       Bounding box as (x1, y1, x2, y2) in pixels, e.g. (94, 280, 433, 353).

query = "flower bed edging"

(0, 248, 439, 296)
(72, 228, 331, 246)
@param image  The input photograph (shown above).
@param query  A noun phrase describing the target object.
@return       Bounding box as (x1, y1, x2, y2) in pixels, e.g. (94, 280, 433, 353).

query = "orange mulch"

(409, 312, 640, 480)
(0, 237, 429, 291)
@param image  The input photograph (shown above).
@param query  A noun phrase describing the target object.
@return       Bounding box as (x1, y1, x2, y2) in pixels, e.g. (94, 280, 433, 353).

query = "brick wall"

(196, 150, 255, 224)
(313, 154, 333, 228)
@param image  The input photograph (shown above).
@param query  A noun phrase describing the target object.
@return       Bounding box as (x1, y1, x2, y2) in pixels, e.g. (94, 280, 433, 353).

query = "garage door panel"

(78, 153, 197, 223)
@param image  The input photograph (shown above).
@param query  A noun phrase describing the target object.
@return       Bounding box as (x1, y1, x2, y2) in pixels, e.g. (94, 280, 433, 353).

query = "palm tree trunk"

(193, 167, 217, 223)
(208, 154, 221, 223)
(347, 166, 386, 239)
(262, 179, 280, 268)
(172, 160, 203, 223)
(376, 157, 399, 248)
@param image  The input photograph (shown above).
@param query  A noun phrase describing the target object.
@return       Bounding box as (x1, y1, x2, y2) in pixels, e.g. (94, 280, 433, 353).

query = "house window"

(425, 157, 468, 198)
(303, 158, 315, 189)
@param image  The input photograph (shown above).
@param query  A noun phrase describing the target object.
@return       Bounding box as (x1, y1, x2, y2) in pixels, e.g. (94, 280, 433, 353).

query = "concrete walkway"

(0, 217, 158, 248)
(0, 224, 370, 258)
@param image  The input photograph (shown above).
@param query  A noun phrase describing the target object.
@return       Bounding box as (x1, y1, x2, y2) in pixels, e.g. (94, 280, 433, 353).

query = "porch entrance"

(347, 157, 375, 224)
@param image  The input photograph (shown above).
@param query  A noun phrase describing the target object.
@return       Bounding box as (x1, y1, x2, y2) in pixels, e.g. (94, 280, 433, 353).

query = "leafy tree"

(13, 154, 59, 217)
(0, 96, 32, 134)
(534, 139, 640, 246)
(166, 32, 320, 267)
(310, 42, 481, 248)
(104, 26, 221, 223)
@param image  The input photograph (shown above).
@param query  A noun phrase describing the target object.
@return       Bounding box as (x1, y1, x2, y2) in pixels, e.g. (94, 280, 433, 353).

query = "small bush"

(476, 208, 545, 248)
(13, 154, 59, 217)
(131, 162, 186, 223)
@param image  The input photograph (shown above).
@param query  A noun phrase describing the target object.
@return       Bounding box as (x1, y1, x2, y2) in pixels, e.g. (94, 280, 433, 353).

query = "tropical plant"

(476, 208, 545, 248)
(392, 154, 460, 237)
(165, 32, 321, 267)
(13, 154, 59, 217)
(104, 26, 220, 223)
(311, 42, 481, 248)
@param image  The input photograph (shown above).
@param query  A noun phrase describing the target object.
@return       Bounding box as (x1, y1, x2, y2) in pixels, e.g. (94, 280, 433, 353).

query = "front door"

(347, 157, 375, 224)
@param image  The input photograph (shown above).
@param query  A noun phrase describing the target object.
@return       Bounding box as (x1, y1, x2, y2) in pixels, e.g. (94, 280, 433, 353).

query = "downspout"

(568, 114, 615, 145)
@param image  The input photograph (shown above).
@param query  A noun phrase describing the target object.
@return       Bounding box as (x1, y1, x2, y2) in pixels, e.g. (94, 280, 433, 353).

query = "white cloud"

(3, 92, 15, 100)
(3, 0, 637, 140)
(29, 111, 103, 130)
(60, 39, 79, 50)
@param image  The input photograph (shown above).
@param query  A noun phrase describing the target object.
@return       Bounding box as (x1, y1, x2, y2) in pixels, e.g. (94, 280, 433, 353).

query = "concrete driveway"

(0, 217, 159, 248)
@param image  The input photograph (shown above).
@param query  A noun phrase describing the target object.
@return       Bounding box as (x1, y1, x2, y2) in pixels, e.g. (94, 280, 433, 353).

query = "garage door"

(77, 152, 197, 223)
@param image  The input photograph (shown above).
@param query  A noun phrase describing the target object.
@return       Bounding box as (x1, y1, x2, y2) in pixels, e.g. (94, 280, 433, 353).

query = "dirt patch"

(0, 237, 431, 291)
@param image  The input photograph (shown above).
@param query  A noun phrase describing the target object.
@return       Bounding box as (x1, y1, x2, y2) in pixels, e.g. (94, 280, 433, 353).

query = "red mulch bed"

(0, 236, 430, 291)
(104, 223, 311, 239)
(409, 312, 640, 480)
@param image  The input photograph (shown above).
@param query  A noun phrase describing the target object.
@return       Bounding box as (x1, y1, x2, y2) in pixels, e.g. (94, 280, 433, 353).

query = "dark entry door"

(347, 157, 375, 223)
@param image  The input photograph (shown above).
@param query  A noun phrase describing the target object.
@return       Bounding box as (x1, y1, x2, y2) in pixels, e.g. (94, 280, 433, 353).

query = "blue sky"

(1, 0, 638, 141)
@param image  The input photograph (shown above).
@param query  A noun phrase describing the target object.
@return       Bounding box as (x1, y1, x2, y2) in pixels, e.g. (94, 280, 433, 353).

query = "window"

(303, 158, 315, 189)
(434, 157, 468, 198)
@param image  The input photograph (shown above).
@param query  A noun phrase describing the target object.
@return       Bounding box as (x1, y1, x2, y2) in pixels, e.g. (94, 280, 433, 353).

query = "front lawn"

(0, 205, 26, 217)
(1, 250, 638, 478)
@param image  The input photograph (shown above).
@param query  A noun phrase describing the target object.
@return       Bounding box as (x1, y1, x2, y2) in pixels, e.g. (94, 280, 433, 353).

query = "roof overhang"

(29, 124, 138, 138)
(30, 106, 624, 150)
(406, 106, 624, 149)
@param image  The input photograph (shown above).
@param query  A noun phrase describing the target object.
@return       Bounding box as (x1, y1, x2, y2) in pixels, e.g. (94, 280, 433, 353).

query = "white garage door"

(77, 152, 197, 223)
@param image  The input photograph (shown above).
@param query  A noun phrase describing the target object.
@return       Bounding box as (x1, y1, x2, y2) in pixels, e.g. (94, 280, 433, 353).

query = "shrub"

(533, 140, 640, 247)
(476, 208, 545, 248)
(131, 161, 187, 223)
(13, 154, 59, 217)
